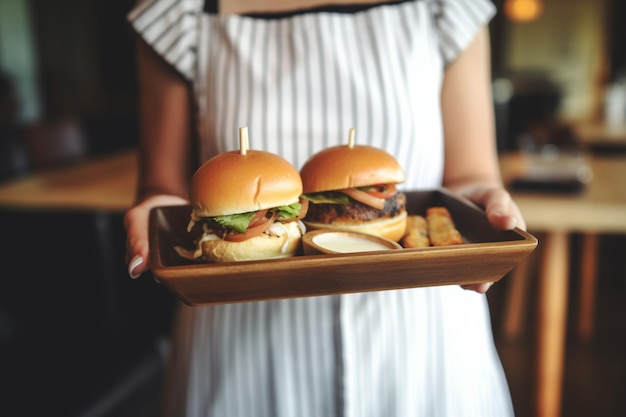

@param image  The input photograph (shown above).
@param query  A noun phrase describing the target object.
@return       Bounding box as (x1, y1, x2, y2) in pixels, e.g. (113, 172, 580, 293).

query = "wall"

(0, 0, 41, 121)
(501, 0, 609, 121)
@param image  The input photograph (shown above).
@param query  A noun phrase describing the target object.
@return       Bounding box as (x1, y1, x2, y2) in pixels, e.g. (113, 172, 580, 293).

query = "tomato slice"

(248, 209, 269, 228)
(340, 188, 386, 210)
(223, 211, 275, 242)
(363, 184, 397, 199)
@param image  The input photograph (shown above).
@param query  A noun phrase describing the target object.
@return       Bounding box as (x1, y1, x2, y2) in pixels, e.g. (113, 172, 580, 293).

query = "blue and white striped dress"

(129, 1, 514, 416)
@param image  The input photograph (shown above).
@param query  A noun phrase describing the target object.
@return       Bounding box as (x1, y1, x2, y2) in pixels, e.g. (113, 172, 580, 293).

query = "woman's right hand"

(124, 194, 189, 279)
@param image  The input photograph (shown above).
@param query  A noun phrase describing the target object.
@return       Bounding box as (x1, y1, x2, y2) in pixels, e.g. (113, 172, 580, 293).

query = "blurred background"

(0, 0, 625, 416)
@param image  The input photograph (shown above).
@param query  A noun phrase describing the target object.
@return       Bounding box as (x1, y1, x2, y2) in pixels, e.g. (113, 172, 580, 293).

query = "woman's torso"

(127, 3, 513, 417)
(193, 0, 445, 190)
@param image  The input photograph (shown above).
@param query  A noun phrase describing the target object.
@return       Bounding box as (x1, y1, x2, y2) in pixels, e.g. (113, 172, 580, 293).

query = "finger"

(128, 253, 146, 279)
(124, 205, 151, 278)
(124, 195, 190, 279)
(486, 207, 517, 231)
(457, 186, 513, 229)
(487, 195, 527, 231)
(474, 187, 523, 231)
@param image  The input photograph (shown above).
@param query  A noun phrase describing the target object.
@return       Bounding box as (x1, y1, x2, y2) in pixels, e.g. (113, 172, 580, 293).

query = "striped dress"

(128, 1, 515, 416)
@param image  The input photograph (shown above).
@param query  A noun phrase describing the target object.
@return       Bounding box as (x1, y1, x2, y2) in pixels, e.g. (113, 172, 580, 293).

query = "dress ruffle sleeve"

(127, 0, 203, 80)
(429, 0, 496, 66)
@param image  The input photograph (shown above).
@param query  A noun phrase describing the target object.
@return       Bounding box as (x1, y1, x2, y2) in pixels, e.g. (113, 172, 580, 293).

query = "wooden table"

(0, 149, 137, 212)
(573, 120, 626, 149)
(499, 151, 626, 417)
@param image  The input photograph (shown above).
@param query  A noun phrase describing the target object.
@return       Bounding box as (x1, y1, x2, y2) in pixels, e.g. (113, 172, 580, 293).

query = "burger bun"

(191, 149, 303, 217)
(200, 221, 303, 262)
(300, 144, 404, 193)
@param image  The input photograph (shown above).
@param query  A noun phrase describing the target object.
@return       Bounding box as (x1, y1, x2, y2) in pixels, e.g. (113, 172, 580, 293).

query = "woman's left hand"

(451, 184, 526, 293)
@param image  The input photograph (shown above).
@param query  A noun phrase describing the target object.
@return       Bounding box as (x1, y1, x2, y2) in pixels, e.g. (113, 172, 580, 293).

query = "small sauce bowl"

(302, 230, 402, 255)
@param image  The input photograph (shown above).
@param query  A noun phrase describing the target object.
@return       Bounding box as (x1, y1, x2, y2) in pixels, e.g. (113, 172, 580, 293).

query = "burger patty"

(305, 192, 406, 224)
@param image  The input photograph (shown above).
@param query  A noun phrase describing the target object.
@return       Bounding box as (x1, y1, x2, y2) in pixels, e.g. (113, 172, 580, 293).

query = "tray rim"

(151, 232, 536, 279)
(148, 188, 538, 304)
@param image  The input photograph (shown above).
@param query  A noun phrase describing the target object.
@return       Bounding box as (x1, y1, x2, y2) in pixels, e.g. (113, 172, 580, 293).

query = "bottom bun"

(304, 211, 407, 242)
(201, 221, 303, 262)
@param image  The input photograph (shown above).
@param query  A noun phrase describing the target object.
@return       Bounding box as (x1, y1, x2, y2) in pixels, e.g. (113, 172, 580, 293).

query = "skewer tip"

(348, 128, 355, 148)
(239, 126, 249, 155)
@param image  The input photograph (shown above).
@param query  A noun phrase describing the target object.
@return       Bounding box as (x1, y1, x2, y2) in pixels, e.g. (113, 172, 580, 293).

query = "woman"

(125, 1, 525, 416)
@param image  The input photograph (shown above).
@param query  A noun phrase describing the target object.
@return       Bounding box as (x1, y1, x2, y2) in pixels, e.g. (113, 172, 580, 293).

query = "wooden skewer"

(239, 126, 249, 155)
(348, 127, 356, 148)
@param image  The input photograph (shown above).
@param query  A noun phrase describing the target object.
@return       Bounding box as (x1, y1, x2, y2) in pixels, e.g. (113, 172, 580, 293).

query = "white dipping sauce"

(313, 234, 392, 253)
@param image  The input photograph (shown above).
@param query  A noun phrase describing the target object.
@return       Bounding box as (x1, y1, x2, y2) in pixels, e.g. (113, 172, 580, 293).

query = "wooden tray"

(149, 189, 537, 305)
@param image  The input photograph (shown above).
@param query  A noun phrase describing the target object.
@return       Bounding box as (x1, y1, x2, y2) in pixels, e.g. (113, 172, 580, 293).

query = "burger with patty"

(187, 135, 307, 262)
(299, 130, 407, 242)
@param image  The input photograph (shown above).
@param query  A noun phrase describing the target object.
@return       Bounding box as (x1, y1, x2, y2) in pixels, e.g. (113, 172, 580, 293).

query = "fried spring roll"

(402, 215, 431, 248)
(426, 206, 463, 246)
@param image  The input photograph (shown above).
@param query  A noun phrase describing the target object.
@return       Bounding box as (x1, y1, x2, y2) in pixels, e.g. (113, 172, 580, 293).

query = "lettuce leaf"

(301, 192, 350, 205)
(275, 203, 302, 220)
(211, 202, 302, 233)
(213, 211, 257, 233)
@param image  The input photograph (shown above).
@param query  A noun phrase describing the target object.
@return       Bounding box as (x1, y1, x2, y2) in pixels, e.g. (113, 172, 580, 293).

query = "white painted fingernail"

(128, 255, 144, 279)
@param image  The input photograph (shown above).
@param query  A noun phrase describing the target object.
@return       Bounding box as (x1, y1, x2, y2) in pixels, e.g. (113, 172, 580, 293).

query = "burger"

(299, 140, 407, 242)
(187, 148, 307, 262)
